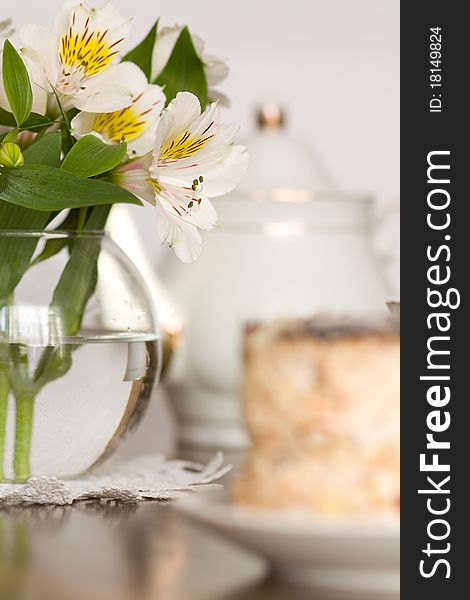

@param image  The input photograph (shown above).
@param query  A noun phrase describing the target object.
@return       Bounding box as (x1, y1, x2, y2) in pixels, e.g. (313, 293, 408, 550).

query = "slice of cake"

(233, 319, 400, 516)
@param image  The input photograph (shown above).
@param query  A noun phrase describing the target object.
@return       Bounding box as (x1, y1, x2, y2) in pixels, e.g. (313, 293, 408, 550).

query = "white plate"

(175, 490, 400, 599)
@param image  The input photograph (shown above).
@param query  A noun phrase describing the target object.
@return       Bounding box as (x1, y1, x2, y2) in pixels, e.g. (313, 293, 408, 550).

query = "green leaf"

(61, 135, 127, 178)
(122, 19, 158, 80)
(32, 206, 110, 389)
(1, 128, 18, 145)
(1, 40, 33, 126)
(29, 209, 81, 267)
(23, 132, 62, 167)
(33, 345, 73, 388)
(0, 202, 51, 302)
(0, 108, 51, 130)
(155, 27, 208, 108)
(0, 164, 141, 211)
(51, 205, 110, 336)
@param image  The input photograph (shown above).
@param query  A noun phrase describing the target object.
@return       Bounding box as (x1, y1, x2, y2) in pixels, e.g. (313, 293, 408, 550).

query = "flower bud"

(0, 142, 25, 167)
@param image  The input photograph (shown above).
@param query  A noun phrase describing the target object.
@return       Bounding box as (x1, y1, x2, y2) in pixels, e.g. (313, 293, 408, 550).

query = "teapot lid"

(237, 103, 337, 196)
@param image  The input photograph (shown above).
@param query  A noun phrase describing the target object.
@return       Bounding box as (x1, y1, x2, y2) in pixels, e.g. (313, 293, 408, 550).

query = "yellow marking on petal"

(161, 130, 213, 161)
(59, 27, 122, 77)
(147, 178, 161, 194)
(94, 106, 147, 143)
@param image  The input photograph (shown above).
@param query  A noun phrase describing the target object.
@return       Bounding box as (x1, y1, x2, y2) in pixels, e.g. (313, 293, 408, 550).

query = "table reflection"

(1, 502, 379, 600)
(0, 502, 266, 600)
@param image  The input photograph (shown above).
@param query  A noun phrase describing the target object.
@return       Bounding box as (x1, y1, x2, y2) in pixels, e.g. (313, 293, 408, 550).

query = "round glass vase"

(0, 230, 160, 483)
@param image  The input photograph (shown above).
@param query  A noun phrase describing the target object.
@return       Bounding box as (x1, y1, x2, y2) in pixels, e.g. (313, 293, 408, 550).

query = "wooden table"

(0, 500, 338, 600)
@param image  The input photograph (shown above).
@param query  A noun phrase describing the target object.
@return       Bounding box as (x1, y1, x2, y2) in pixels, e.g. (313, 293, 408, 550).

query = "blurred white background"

(4, 0, 400, 454)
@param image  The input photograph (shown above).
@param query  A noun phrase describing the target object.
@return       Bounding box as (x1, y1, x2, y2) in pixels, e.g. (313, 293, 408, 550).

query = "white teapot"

(159, 106, 395, 454)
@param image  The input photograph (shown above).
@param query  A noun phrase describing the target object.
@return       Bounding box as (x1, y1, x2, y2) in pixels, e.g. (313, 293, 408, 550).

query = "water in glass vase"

(0, 332, 160, 482)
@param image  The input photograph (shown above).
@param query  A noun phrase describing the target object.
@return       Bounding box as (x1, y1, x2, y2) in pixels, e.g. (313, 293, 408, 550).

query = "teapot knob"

(256, 103, 285, 131)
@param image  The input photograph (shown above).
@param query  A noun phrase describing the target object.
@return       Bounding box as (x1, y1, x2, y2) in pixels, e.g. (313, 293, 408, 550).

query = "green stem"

(13, 390, 35, 483)
(19, 119, 61, 132)
(0, 369, 9, 482)
(49, 86, 75, 155)
(76, 207, 88, 231)
(51, 86, 71, 131)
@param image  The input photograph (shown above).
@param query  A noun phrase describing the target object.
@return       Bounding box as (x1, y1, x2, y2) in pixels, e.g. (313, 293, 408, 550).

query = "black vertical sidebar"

(401, 2, 467, 597)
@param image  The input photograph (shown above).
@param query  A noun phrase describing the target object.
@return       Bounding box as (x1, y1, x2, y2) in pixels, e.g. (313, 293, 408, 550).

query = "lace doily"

(0, 453, 231, 506)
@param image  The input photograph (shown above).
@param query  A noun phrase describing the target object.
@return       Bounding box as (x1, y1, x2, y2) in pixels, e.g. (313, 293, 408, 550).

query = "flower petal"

(128, 124, 158, 157)
(53, 1, 133, 99)
(1, 36, 49, 115)
(150, 25, 182, 82)
(124, 84, 165, 155)
(153, 91, 201, 154)
(197, 145, 249, 197)
(150, 25, 206, 83)
(0, 40, 8, 110)
(173, 222, 202, 263)
(19, 24, 59, 89)
(0, 89, 8, 113)
(54, 0, 81, 38)
(55, 1, 132, 51)
(183, 123, 238, 170)
(185, 100, 219, 139)
(110, 154, 155, 204)
(72, 83, 164, 156)
(31, 83, 48, 115)
(155, 201, 202, 263)
(72, 61, 147, 112)
(158, 182, 218, 230)
(179, 196, 217, 231)
(70, 110, 97, 138)
(204, 54, 229, 86)
(83, 2, 133, 45)
(155, 122, 239, 179)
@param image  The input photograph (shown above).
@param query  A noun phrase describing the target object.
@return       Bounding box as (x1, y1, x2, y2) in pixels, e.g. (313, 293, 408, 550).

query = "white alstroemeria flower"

(111, 92, 248, 263)
(151, 26, 229, 103)
(71, 83, 165, 156)
(19, 1, 147, 113)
